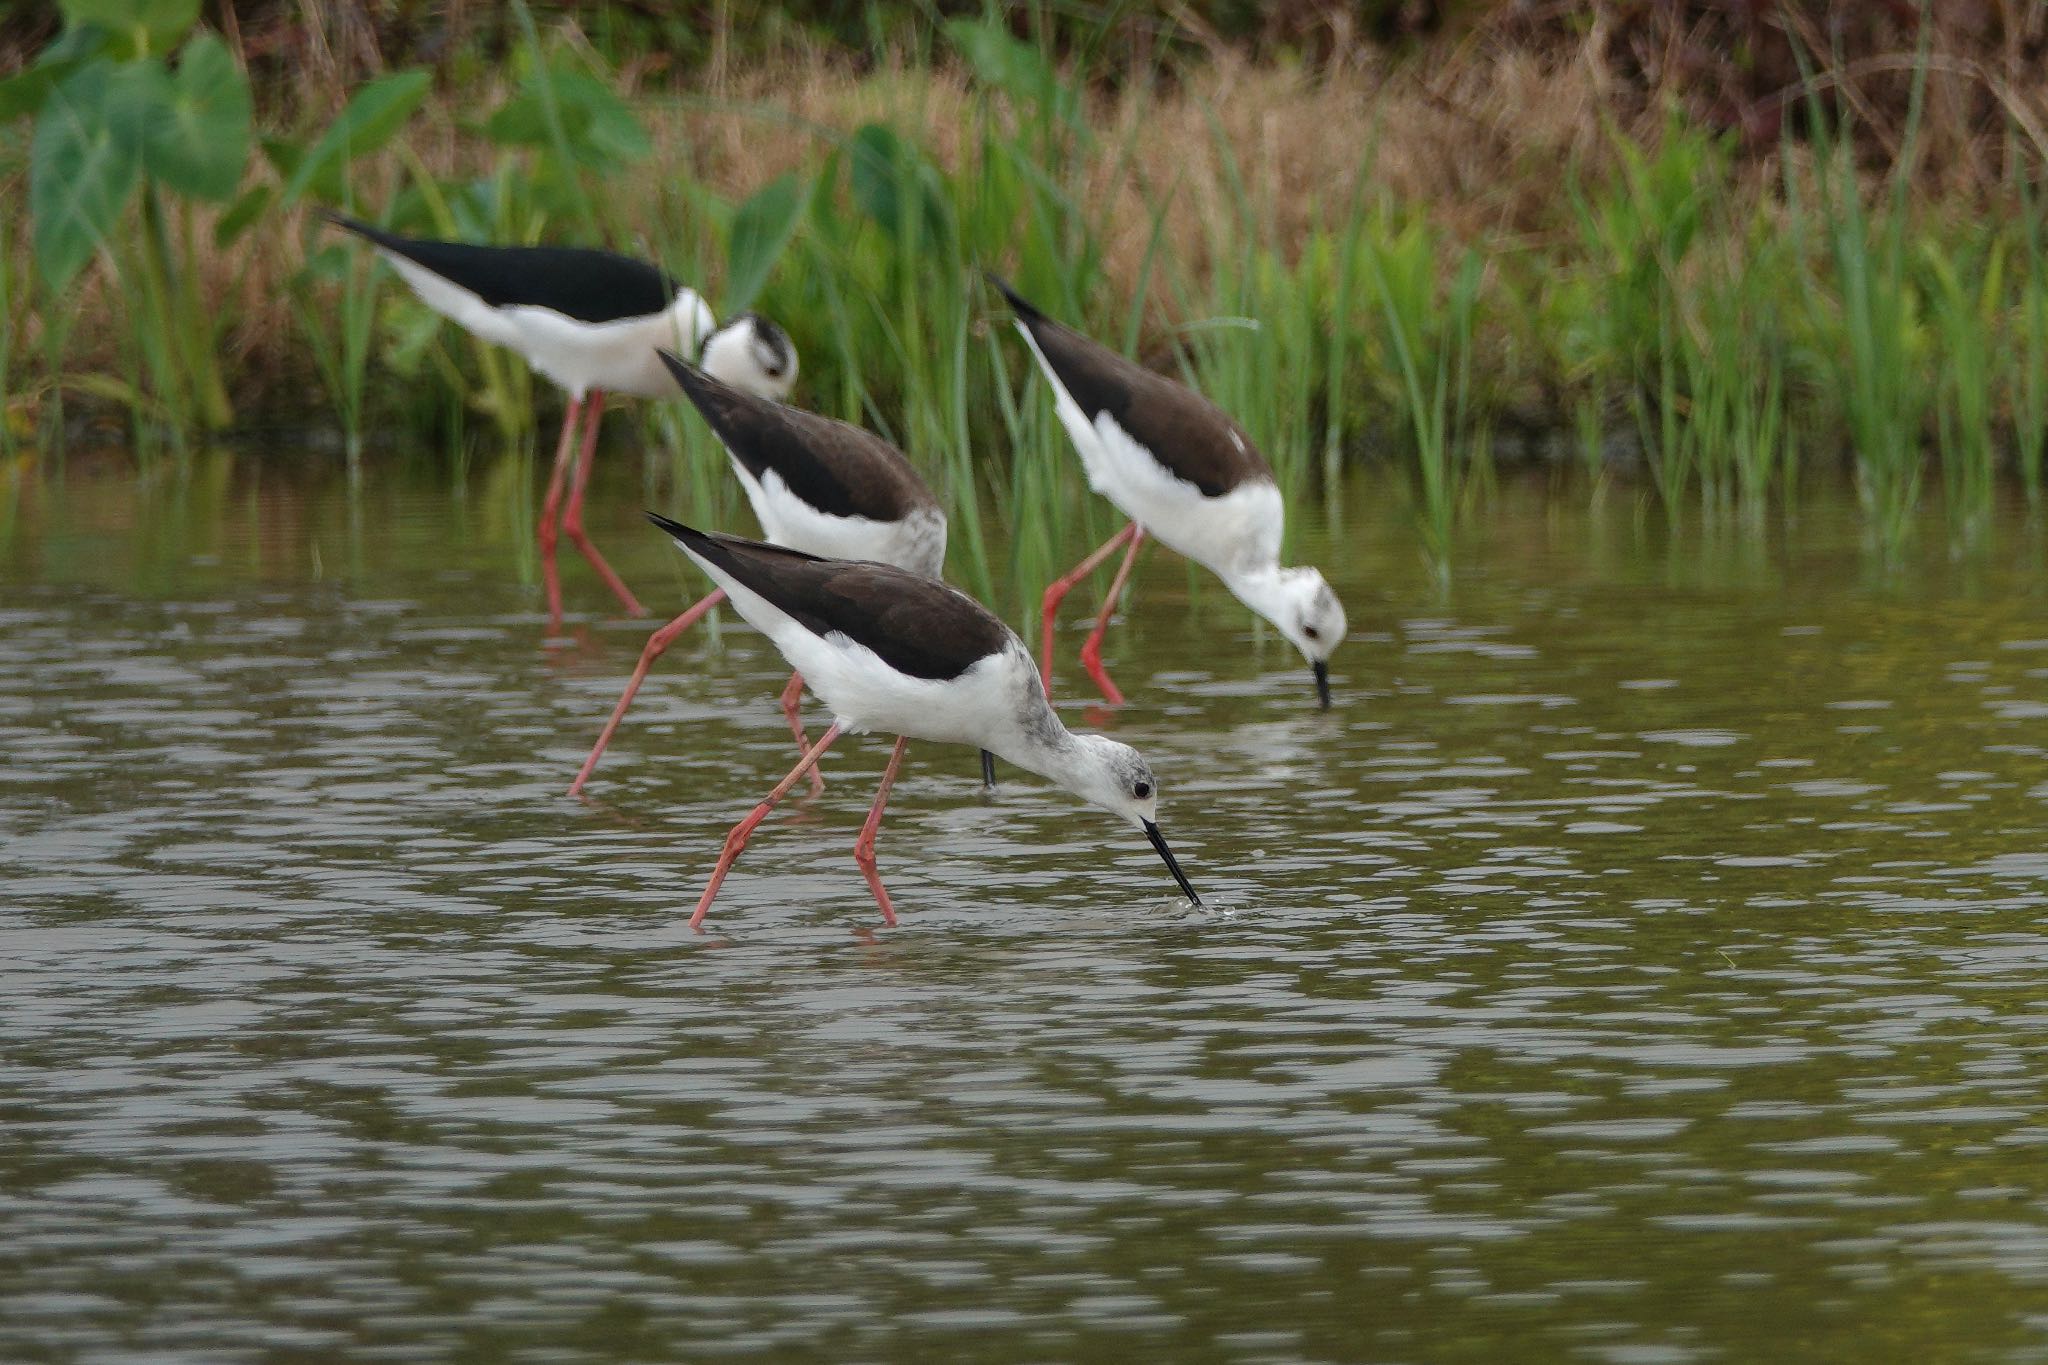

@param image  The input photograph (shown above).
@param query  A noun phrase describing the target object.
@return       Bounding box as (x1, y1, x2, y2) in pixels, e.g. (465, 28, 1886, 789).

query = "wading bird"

(647, 515, 1202, 928)
(570, 351, 996, 798)
(323, 213, 797, 623)
(988, 275, 1346, 707)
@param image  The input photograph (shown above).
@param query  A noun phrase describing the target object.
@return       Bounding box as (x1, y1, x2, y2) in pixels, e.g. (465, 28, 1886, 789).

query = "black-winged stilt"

(568, 349, 989, 798)
(646, 516, 1202, 927)
(987, 275, 1347, 708)
(322, 213, 797, 623)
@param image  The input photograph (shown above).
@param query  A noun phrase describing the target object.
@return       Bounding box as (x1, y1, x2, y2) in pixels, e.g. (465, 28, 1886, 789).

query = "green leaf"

(484, 64, 648, 169)
(59, 0, 199, 58)
(560, 71, 649, 164)
(296, 241, 354, 287)
(846, 122, 946, 244)
(213, 182, 270, 247)
(281, 69, 430, 207)
(943, 18, 1075, 125)
(30, 63, 143, 289)
(0, 31, 108, 124)
(481, 92, 549, 145)
(848, 123, 908, 232)
(725, 174, 805, 314)
(101, 56, 173, 154)
(144, 33, 249, 200)
(0, 66, 63, 124)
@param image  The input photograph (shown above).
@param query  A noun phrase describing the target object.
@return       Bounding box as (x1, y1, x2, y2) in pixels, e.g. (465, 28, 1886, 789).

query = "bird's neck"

(984, 660, 1090, 787)
(1219, 563, 1292, 634)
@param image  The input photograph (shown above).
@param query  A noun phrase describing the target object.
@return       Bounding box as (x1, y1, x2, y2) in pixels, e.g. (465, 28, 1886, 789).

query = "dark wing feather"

(323, 212, 674, 324)
(988, 274, 1272, 497)
(659, 353, 937, 522)
(648, 516, 1008, 681)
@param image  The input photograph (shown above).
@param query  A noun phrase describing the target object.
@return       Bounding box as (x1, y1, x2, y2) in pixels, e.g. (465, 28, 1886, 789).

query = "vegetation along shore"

(5, 1, 2048, 579)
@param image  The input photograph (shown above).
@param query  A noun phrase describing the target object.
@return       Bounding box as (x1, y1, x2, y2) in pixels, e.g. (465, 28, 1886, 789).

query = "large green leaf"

(143, 32, 249, 200)
(102, 55, 173, 152)
(563, 71, 650, 165)
(1, 35, 94, 123)
(846, 122, 947, 244)
(30, 62, 143, 289)
(943, 18, 1076, 127)
(0, 26, 125, 124)
(0, 65, 65, 124)
(848, 123, 909, 232)
(280, 69, 430, 207)
(725, 174, 805, 315)
(485, 65, 648, 169)
(59, 0, 199, 58)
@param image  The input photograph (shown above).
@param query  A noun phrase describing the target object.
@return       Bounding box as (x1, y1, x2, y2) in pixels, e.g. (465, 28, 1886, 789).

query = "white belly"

(730, 462, 948, 576)
(383, 253, 713, 400)
(1019, 321, 1283, 576)
(711, 569, 1033, 744)
(505, 302, 712, 399)
(1087, 413, 1284, 575)
(793, 636, 1033, 745)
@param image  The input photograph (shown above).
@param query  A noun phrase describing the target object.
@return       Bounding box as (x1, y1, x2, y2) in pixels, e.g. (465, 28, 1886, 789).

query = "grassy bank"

(6, 3, 2048, 582)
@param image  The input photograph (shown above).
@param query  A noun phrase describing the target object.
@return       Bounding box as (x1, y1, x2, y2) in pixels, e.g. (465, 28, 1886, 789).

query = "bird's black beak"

(1143, 821, 1202, 906)
(1313, 660, 1331, 709)
(980, 748, 998, 790)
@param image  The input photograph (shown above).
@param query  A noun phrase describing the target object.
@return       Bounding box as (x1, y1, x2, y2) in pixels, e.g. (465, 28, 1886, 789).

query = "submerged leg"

(779, 670, 825, 797)
(538, 396, 585, 627)
(567, 588, 727, 796)
(1078, 526, 1147, 705)
(1038, 521, 1138, 698)
(691, 722, 845, 930)
(560, 390, 646, 617)
(852, 736, 910, 927)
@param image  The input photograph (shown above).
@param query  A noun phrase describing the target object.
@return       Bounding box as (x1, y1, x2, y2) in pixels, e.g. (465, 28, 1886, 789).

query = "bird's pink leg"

(691, 722, 844, 930)
(538, 396, 584, 628)
(779, 670, 825, 798)
(1038, 521, 1138, 698)
(560, 390, 647, 618)
(852, 736, 909, 927)
(1078, 527, 1147, 706)
(567, 588, 727, 796)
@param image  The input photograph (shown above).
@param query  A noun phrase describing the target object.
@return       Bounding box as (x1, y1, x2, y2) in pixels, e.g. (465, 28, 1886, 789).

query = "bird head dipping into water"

(700, 313, 798, 401)
(1055, 733, 1200, 904)
(1231, 564, 1349, 708)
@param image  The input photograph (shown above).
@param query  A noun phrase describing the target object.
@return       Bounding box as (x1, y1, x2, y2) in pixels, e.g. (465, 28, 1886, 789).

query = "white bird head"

(1060, 733, 1201, 904)
(1232, 565, 1347, 706)
(700, 313, 798, 401)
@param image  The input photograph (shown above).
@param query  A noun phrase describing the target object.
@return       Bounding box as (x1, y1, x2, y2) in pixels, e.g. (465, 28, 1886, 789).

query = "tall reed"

(1788, 50, 1933, 553)
(1922, 233, 1998, 544)
(1564, 120, 1718, 524)
(0, 211, 16, 457)
(1364, 215, 1483, 577)
(2013, 182, 2048, 503)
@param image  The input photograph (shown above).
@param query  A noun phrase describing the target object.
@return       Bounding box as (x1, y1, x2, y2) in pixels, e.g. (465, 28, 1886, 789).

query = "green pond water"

(2, 451, 2047, 1361)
